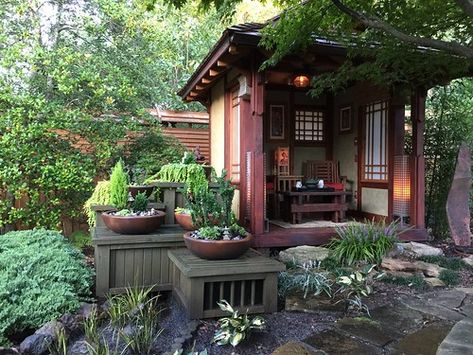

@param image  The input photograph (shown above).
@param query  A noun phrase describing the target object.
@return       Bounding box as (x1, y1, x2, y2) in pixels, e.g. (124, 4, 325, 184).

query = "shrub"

(0, 229, 93, 346)
(328, 220, 399, 265)
(439, 269, 460, 286)
(132, 192, 149, 212)
(110, 160, 129, 210)
(83, 180, 111, 227)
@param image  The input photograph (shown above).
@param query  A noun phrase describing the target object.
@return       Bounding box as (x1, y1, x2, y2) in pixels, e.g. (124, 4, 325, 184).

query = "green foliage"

(107, 286, 155, 328)
(133, 192, 149, 212)
(150, 163, 208, 189)
(125, 129, 186, 181)
(260, 1, 472, 96)
(439, 269, 461, 286)
(278, 270, 333, 299)
(213, 300, 265, 347)
(424, 79, 473, 238)
(418, 255, 471, 271)
(381, 274, 429, 290)
(328, 220, 399, 265)
(215, 170, 236, 227)
(84, 181, 112, 227)
(49, 327, 68, 355)
(84, 308, 101, 346)
(69, 231, 92, 250)
(229, 223, 246, 237)
(198, 226, 222, 240)
(110, 161, 129, 210)
(0, 230, 93, 346)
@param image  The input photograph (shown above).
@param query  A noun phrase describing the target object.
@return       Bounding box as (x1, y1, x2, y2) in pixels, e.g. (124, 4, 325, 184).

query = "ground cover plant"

(0, 229, 93, 346)
(328, 220, 399, 265)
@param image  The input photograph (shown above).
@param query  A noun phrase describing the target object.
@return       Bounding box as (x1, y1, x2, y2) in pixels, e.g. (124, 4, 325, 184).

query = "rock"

(285, 293, 345, 313)
(446, 143, 473, 247)
(67, 340, 89, 355)
(381, 257, 445, 277)
(271, 341, 326, 355)
(77, 303, 99, 319)
(0, 347, 19, 354)
(19, 334, 53, 355)
(398, 242, 443, 257)
(279, 246, 330, 266)
(35, 320, 65, 338)
(425, 278, 445, 287)
(59, 313, 80, 334)
(462, 255, 473, 267)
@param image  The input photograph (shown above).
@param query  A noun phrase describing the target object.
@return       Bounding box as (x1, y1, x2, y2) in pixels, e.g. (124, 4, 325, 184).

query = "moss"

(381, 274, 430, 290)
(439, 269, 460, 286)
(419, 255, 470, 271)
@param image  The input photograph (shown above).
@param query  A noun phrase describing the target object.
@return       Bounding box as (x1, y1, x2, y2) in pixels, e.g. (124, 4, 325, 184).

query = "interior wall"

(264, 88, 327, 175)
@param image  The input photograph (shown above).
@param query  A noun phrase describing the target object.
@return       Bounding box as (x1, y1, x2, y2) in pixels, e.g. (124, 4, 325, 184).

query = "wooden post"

(410, 87, 426, 229)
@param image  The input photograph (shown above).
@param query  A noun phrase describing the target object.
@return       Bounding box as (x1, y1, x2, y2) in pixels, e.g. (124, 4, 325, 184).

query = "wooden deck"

(253, 223, 429, 248)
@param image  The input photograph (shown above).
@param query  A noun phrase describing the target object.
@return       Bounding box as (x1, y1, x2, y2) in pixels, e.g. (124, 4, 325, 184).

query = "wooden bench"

(282, 190, 351, 224)
(168, 249, 285, 319)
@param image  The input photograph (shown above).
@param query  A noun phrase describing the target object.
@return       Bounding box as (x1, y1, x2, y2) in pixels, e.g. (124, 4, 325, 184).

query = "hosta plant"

(213, 300, 265, 347)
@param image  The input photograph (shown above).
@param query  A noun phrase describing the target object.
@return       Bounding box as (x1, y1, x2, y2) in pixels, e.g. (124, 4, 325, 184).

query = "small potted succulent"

(128, 167, 155, 198)
(183, 171, 253, 260)
(101, 160, 166, 234)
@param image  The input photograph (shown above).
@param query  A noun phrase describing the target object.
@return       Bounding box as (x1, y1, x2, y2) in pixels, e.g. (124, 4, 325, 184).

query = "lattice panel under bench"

(93, 225, 185, 298)
(168, 249, 285, 319)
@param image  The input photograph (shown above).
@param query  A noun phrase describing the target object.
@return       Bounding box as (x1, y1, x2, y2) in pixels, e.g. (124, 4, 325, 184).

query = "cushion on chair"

(325, 182, 344, 191)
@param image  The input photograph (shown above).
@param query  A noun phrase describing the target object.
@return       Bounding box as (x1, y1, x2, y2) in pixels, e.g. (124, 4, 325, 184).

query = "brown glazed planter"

(174, 212, 195, 231)
(128, 185, 155, 198)
(102, 211, 166, 235)
(183, 232, 253, 260)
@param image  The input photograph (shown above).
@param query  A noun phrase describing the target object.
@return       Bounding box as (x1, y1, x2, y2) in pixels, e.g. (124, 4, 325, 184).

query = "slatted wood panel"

(303, 160, 340, 181)
(93, 225, 185, 297)
(168, 248, 285, 319)
(161, 127, 210, 163)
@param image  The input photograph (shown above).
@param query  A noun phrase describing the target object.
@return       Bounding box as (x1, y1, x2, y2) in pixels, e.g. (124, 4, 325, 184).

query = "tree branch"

(454, 0, 473, 17)
(331, 0, 473, 59)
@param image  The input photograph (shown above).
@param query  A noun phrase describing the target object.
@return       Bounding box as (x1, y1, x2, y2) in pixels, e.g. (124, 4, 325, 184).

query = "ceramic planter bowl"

(174, 212, 195, 230)
(102, 211, 166, 234)
(183, 232, 253, 260)
(128, 185, 155, 198)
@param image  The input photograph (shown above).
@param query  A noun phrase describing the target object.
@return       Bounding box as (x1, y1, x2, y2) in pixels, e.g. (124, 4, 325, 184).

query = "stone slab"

(279, 246, 330, 266)
(390, 322, 452, 355)
(271, 341, 326, 355)
(336, 317, 395, 347)
(400, 298, 465, 322)
(437, 318, 473, 355)
(304, 329, 382, 355)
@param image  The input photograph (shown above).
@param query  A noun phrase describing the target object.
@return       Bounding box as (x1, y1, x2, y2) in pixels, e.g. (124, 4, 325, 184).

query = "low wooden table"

(283, 190, 351, 224)
(168, 249, 285, 319)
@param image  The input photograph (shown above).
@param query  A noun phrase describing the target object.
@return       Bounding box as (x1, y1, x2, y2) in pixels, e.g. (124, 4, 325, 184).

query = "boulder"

(77, 303, 99, 319)
(446, 143, 473, 247)
(67, 340, 89, 355)
(463, 255, 473, 267)
(279, 246, 330, 266)
(19, 334, 53, 355)
(35, 320, 65, 338)
(425, 278, 445, 287)
(271, 341, 326, 355)
(0, 347, 19, 354)
(398, 242, 443, 257)
(381, 257, 445, 277)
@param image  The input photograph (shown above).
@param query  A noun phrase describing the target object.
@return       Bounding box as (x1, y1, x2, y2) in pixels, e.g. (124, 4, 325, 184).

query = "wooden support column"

(248, 67, 265, 235)
(388, 89, 407, 221)
(410, 87, 426, 229)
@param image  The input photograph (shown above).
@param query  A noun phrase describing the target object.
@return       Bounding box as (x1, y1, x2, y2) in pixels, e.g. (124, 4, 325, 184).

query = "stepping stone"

(304, 329, 382, 355)
(424, 289, 466, 309)
(437, 318, 473, 355)
(271, 341, 326, 355)
(285, 292, 345, 313)
(336, 317, 395, 347)
(463, 255, 473, 267)
(369, 303, 429, 335)
(401, 297, 465, 322)
(389, 322, 453, 355)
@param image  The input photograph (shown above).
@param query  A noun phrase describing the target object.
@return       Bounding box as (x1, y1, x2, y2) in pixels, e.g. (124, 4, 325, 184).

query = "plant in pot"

(101, 160, 166, 234)
(183, 171, 253, 260)
(128, 167, 156, 198)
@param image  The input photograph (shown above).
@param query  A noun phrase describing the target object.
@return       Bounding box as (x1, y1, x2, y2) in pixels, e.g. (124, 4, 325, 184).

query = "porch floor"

(253, 220, 429, 248)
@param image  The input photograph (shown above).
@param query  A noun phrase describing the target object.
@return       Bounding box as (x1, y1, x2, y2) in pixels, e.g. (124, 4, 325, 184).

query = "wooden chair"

(303, 160, 347, 190)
